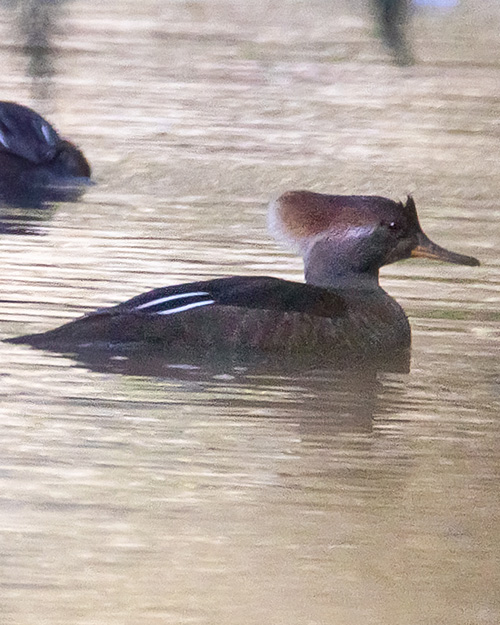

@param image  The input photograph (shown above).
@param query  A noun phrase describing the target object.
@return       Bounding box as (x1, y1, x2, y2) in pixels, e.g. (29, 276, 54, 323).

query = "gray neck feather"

(303, 235, 382, 291)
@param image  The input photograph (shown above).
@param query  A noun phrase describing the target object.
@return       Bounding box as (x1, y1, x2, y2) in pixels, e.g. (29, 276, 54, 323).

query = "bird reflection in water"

(9, 0, 65, 99)
(373, 0, 414, 65)
(67, 348, 389, 434)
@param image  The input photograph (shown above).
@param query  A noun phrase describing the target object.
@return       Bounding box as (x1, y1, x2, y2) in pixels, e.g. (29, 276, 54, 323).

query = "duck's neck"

(304, 262, 380, 290)
(303, 238, 382, 291)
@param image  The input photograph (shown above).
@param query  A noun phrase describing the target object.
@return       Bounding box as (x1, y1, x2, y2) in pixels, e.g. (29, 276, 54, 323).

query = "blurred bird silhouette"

(373, 0, 414, 65)
(0, 101, 91, 208)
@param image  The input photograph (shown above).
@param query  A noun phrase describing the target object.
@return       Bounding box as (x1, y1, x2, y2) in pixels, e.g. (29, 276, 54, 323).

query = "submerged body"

(7, 192, 479, 369)
(0, 101, 91, 207)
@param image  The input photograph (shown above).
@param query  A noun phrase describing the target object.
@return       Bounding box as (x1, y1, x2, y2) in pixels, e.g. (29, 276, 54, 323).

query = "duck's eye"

(383, 220, 402, 234)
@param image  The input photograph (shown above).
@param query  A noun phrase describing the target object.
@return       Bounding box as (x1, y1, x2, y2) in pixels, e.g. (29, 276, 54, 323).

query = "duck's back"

(0, 101, 60, 164)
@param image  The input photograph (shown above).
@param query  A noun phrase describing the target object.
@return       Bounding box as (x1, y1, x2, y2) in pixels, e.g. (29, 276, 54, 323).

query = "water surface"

(0, 1, 499, 624)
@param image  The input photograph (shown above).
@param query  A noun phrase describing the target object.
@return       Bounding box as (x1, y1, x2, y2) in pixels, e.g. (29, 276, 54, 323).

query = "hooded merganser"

(7, 191, 479, 367)
(0, 101, 91, 207)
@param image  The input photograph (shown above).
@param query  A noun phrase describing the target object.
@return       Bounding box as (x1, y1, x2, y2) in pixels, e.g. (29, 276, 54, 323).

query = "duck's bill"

(412, 232, 480, 267)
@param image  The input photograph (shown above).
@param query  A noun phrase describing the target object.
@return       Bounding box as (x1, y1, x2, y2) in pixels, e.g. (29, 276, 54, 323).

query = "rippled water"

(0, 1, 499, 624)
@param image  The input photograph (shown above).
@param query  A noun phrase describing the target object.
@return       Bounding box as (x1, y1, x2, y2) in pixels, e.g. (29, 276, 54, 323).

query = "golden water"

(0, 1, 499, 624)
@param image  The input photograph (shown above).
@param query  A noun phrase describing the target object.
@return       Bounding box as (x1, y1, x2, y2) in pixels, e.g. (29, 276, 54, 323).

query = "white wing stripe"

(135, 291, 211, 310)
(156, 300, 215, 315)
(0, 128, 9, 149)
(41, 123, 53, 143)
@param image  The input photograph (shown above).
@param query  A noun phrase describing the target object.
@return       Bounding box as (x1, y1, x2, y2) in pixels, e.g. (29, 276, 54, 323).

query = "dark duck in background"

(0, 101, 91, 208)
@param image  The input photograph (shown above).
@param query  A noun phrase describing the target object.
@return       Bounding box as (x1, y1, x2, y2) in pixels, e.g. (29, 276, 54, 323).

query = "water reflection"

(4, 0, 69, 101)
(373, 0, 414, 65)
(0, 205, 55, 234)
(3, 334, 498, 624)
(0, 1, 498, 623)
(17, 0, 57, 88)
(60, 344, 411, 378)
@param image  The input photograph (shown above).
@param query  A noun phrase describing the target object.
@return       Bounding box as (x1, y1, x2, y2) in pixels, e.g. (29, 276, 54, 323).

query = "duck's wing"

(109, 276, 347, 319)
(0, 102, 60, 164)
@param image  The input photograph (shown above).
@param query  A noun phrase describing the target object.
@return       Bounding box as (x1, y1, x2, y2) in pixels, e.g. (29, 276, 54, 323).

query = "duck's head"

(269, 191, 479, 289)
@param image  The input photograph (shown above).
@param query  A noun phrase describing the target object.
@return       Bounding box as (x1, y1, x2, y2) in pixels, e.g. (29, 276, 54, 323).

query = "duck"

(0, 101, 91, 207)
(7, 191, 479, 369)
